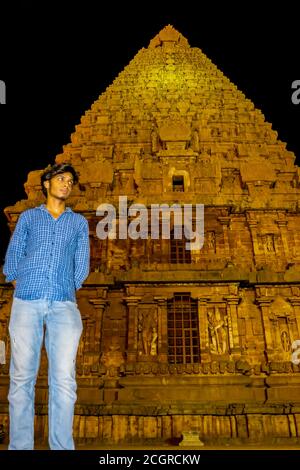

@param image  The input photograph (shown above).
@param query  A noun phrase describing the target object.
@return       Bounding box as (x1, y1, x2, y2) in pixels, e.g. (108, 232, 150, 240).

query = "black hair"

(41, 163, 79, 197)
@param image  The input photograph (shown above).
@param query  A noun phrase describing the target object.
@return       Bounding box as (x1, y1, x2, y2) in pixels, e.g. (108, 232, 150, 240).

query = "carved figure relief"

(269, 296, 295, 358)
(191, 129, 200, 152)
(151, 128, 159, 153)
(207, 307, 228, 354)
(138, 308, 157, 356)
(100, 336, 125, 376)
(280, 330, 290, 352)
(266, 234, 275, 252)
(206, 231, 216, 253)
(114, 171, 134, 194)
(150, 327, 158, 356)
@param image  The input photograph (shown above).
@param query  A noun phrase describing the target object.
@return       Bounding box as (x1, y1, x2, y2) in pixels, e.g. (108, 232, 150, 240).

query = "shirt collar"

(38, 204, 72, 213)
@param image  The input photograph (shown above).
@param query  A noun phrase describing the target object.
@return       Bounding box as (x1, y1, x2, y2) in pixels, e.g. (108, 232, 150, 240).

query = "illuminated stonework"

(1, 25, 300, 446)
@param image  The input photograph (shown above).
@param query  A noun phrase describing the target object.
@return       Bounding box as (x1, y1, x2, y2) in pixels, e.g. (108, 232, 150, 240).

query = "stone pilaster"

(124, 296, 141, 362)
(197, 297, 210, 361)
(224, 295, 241, 354)
(256, 297, 273, 357)
(218, 216, 230, 258)
(154, 296, 168, 362)
(89, 296, 108, 354)
(247, 219, 260, 265)
(276, 212, 289, 259)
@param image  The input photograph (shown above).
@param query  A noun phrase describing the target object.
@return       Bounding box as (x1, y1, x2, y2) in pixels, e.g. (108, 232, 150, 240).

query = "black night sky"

(0, 1, 299, 263)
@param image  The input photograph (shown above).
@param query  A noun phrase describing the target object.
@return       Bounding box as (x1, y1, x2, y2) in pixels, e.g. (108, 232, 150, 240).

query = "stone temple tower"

(1, 25, 300, 446)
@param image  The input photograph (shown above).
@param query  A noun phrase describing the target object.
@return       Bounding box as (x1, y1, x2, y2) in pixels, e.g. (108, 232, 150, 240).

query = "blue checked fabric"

(3, 204, 90, 301)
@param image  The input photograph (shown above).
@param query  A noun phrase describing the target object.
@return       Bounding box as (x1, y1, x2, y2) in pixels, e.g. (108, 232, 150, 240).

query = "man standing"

(3, 163, 90, 450)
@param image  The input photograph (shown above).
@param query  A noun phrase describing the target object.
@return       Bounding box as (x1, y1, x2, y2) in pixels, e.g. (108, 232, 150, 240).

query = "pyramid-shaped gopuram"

(1, 25, 300, 446)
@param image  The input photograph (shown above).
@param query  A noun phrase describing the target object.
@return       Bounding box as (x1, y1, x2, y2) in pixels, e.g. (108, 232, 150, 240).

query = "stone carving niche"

(269, 296, 295, 360)
(137, 307, 158, 360)
(157, 118, 192, 154)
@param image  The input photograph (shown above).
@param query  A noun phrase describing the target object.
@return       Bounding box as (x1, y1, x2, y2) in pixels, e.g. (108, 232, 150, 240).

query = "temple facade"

(1, 25, 300, 445)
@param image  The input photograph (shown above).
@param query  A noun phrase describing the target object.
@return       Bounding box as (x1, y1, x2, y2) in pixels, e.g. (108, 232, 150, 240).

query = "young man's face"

(45, 172, 74, 201)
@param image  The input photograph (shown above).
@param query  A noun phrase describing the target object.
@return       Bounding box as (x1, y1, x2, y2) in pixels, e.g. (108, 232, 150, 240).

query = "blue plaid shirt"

(3, 204, 90, 301)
